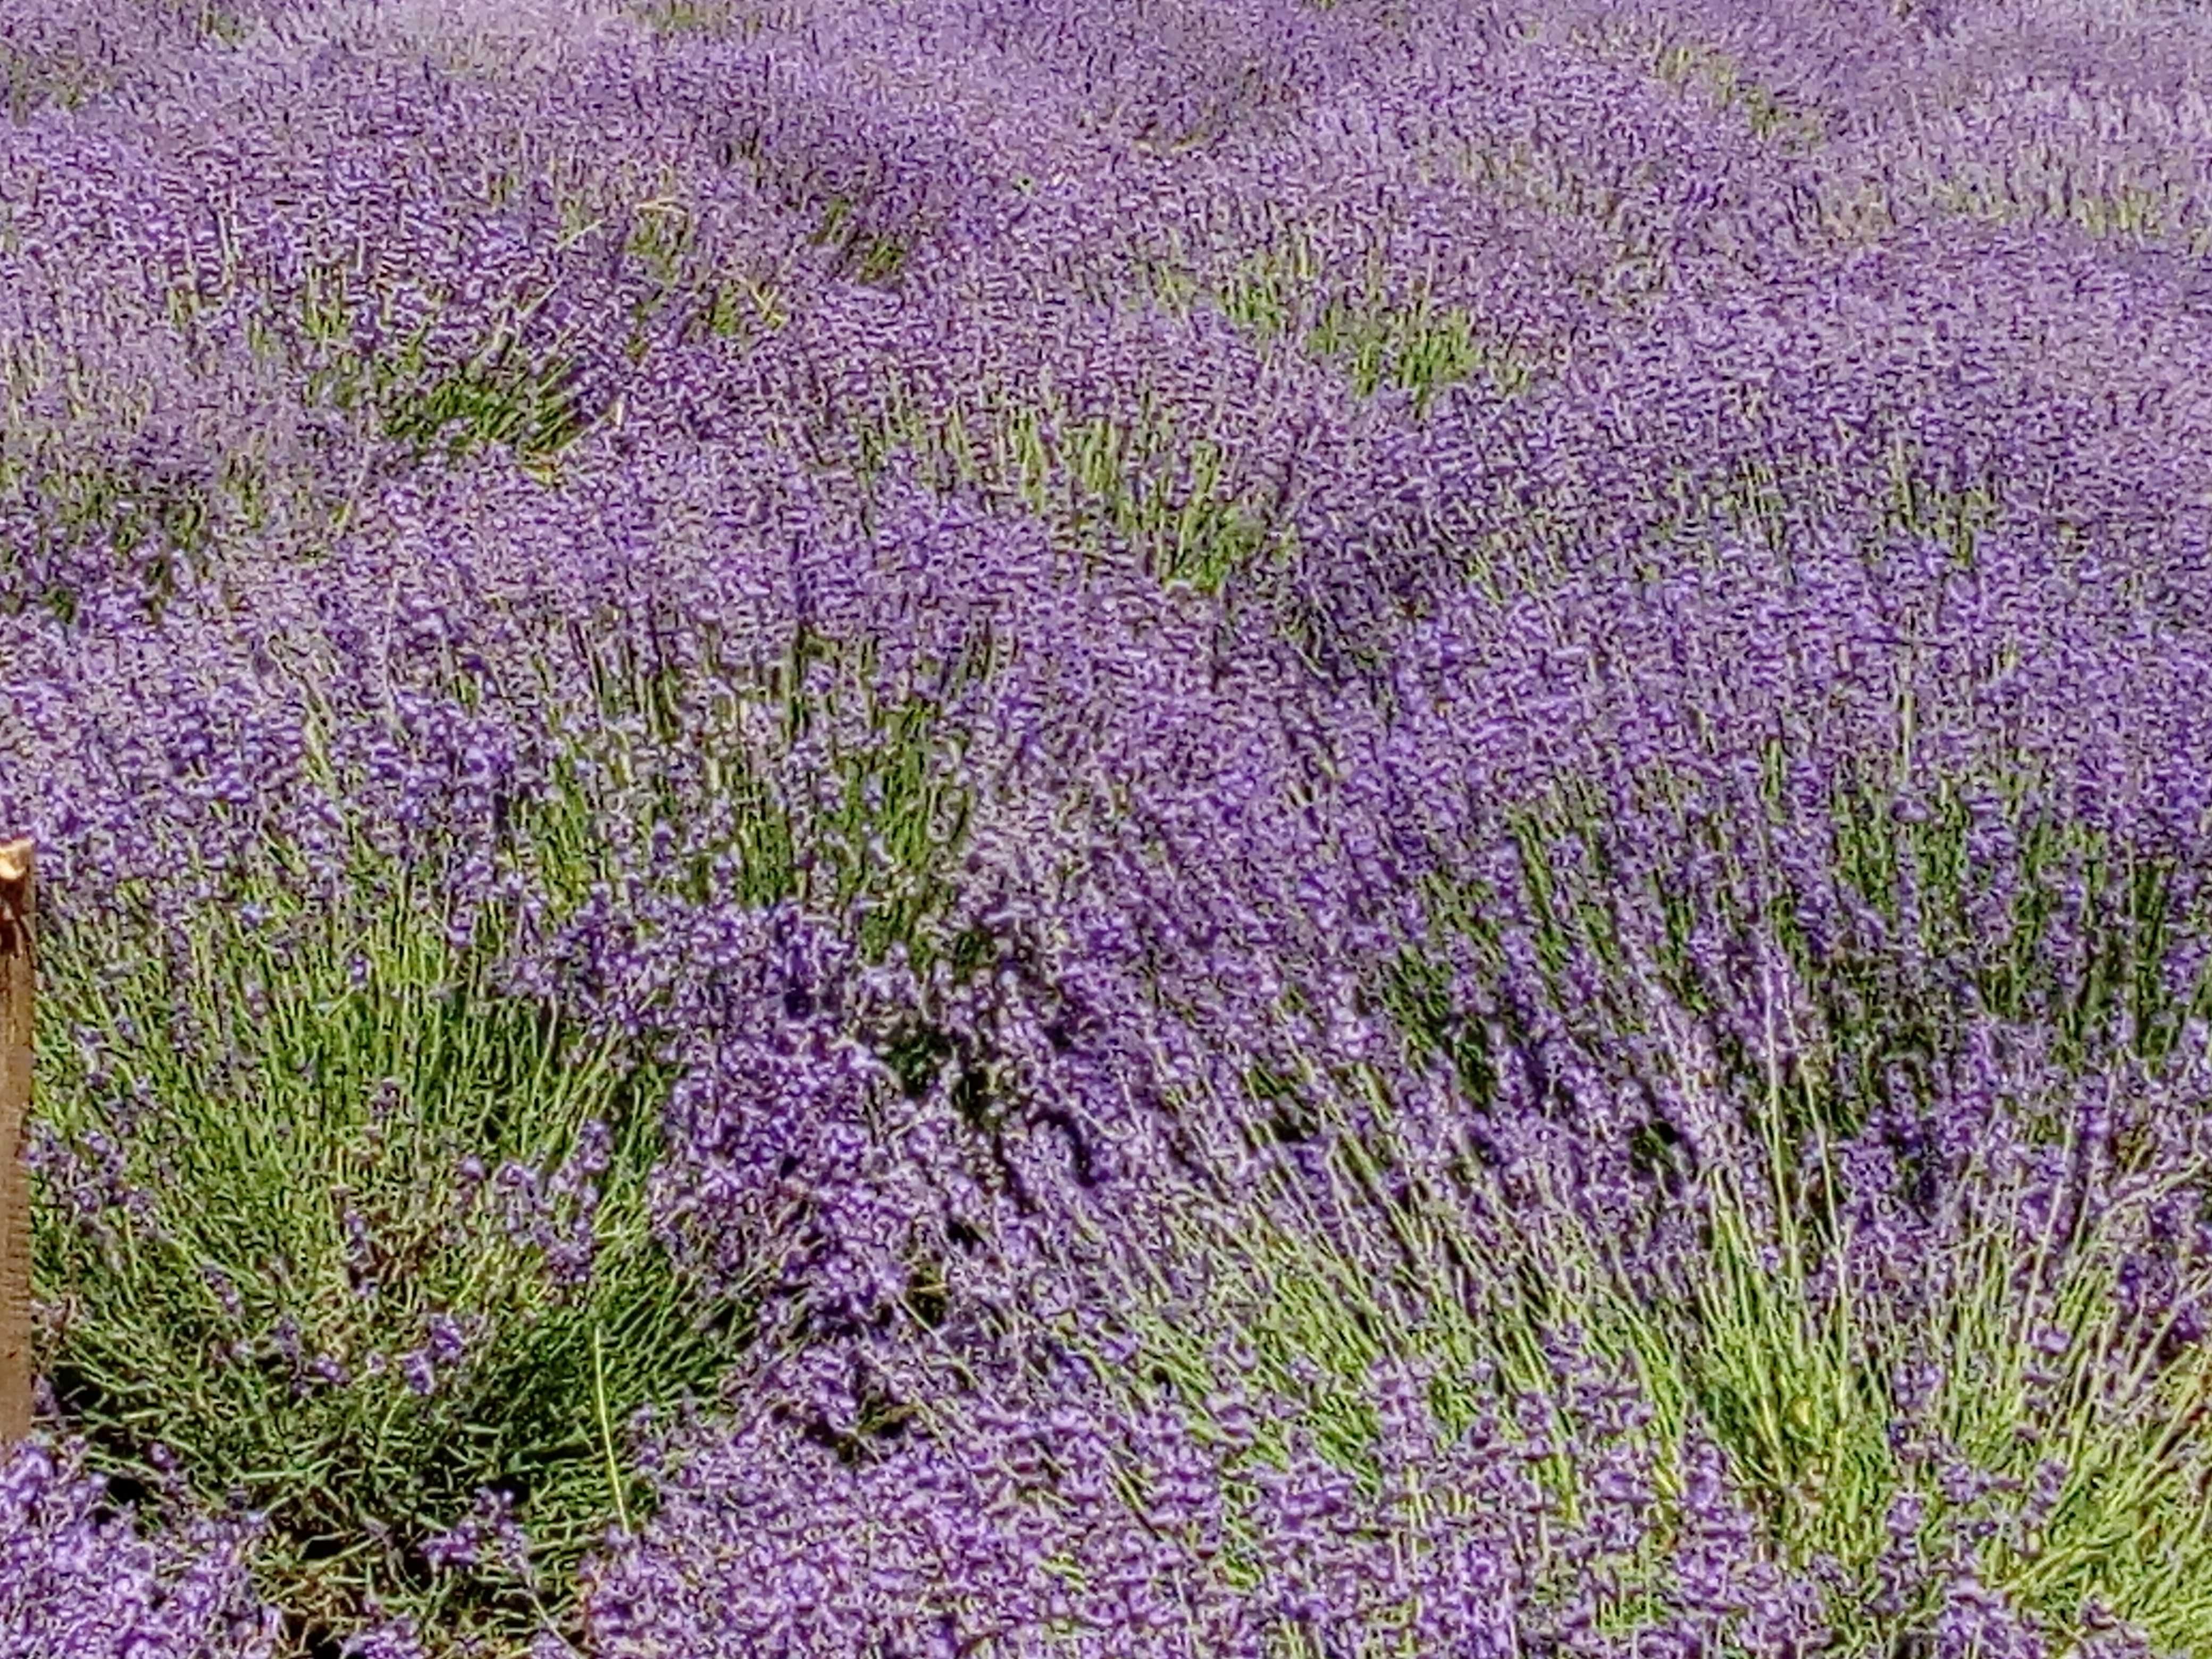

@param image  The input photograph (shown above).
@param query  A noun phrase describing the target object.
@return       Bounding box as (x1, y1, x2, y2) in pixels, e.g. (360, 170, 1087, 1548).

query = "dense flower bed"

(4, 0, 2211, 1653)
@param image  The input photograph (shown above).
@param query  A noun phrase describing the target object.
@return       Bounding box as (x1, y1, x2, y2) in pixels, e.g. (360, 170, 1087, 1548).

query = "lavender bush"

(5, 0, 2212, 1653)
(25, 845, 763, 1654)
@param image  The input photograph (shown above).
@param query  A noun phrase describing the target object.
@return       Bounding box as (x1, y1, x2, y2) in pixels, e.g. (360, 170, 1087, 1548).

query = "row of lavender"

(4, 0, 2212, 1653)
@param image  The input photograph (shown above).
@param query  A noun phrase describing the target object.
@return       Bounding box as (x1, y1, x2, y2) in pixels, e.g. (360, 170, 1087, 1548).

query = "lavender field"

(5, 0, 2212, 1653)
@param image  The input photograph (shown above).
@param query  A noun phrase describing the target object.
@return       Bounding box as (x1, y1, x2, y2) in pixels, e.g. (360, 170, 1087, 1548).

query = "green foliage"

(842, 376, 1293, 596)
(1874, 441, 2005, 572)
(615, 189, 784, 360)
(1589, 1058, 2212, 1657)
(1799, 751, 2212, 1108)
(1048, 1077, 1685, 1648)
(1390, 751, 2212, 1162)
(518, 615, 988, 975)
(35, 457, 208, 574)
(1211, 237, 1322, 345)
(376, 336, 591, 466)
(292, 270, 593, 474)
(1070, 939, 2212, 1657)
(1330, 747, 2212, 1644)
(623, 0, 775, 38)
(1371, 942, 1498, 1110)
(3, 45, 117, 123)
(1646, 36, 1826, 151)
(178, 2, 250, 46)
(0, 443, 267, 625)
(605, 179, 794, 352)
(31, 851, 760, 1656)
(1304, 282, 1534, 412)
(1145, 229, 1541, 413)
(806, 195, 908, 287)
(690, 269, 789, 341)
(1925, 164, 2190, 245)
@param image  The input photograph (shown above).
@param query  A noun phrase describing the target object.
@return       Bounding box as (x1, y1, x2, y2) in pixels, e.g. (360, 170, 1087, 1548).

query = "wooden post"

(0, 837, 32, 1445)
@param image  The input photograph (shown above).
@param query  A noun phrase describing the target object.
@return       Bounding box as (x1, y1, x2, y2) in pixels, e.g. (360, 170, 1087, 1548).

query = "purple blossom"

(10, 0, 2212, 1652)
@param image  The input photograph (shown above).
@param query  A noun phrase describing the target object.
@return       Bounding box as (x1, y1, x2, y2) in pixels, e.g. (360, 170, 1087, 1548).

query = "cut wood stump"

(1, 837, 32, 1445)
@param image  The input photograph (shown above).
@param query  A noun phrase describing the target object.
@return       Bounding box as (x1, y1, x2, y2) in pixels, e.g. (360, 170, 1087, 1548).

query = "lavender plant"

(26, 837, 762, 1654)
(9, 0, 2212, 1655)
(1, 1436, 282, 1657)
